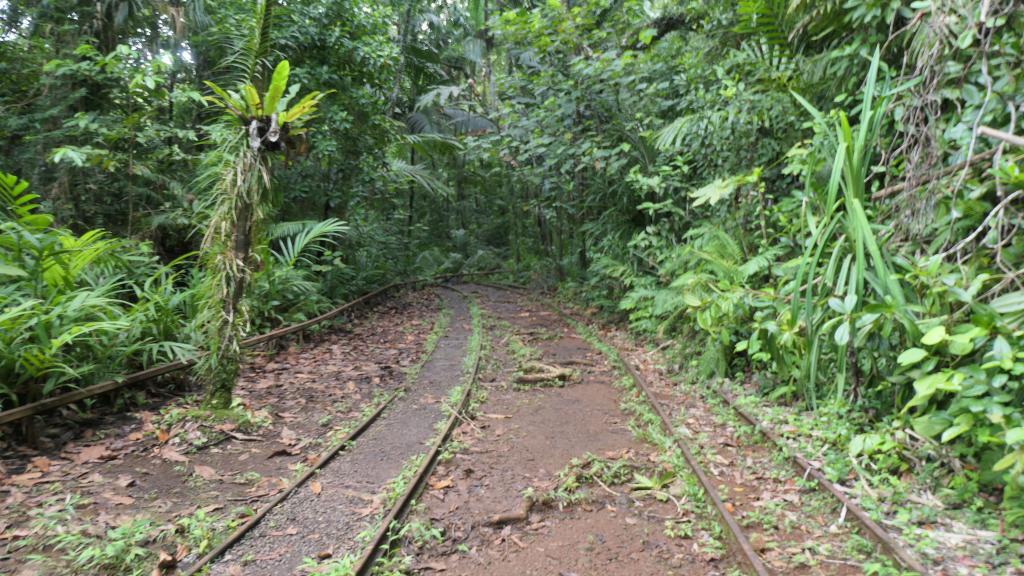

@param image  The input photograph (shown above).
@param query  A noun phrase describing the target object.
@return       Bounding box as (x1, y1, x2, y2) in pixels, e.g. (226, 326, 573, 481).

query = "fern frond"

(0, 171, 53, 229)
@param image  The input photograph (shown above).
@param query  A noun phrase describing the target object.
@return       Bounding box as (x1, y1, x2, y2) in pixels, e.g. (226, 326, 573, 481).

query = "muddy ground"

(0, 289, 440, 575)
(401, 285, 729, 576)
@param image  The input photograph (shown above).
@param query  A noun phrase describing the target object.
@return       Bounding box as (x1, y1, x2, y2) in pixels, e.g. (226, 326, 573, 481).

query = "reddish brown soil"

(605, 329, 874, 575)
(402, 285, 727, 576)
(0, 290, 440, 575)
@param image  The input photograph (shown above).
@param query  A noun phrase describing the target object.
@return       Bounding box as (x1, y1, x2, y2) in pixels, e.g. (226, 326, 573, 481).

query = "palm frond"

(216, 0, 282, 88)
(270, 218, 348, 268)
(388, 159, 454, 199)
(397, 132, 465, 157)
(443, 107, 497, 135)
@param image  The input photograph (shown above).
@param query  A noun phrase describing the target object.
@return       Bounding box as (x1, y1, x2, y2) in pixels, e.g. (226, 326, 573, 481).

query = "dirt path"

(400, 285, 727, 575)
(209, 288, 474, 575)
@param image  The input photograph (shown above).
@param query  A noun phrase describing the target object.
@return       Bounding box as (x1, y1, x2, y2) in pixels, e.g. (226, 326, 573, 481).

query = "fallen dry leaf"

(267, 447, 299, 459)
(280, 427, 297, 445)
(102, 492, 136, 506)
(193, 464, 219, 481)
(428, 478, 453, 490)
(310, 480, 322, 495)
(156, 549, 176, 570)
(156, 429, 171, 443)
(159, 446, 189, 463)
(75, 444, 111, 464)
(9, 472, 43, 487)
(29, 457, 52, 472)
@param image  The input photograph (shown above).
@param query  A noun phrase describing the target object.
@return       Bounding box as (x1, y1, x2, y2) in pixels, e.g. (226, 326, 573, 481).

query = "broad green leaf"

(1006, 427, 1024, 445)
(991, 291, 1024, 314)
(243, 85, 261, 114)
(263, 60, 290, 115)
(912, 414, 950, 438)
(834, 321, 850, 346)
(681, 292, 702, 307)
(991, 336, 1013, 370)
(897, 348, 928, 366)
(828, 297, 845, 314)
(942, 415, 973, 443)
(921, 325, 947, 346)
(993, 449, 1021, 472)
(843, 292, 857, 313)
(203, 80, 243, 114)
(849, 434, 865, 456)
(281, 91, 328, 124)
(947, 333, 974, 355)
(902, 372, 946, 412)
(690, 178, 736, 207)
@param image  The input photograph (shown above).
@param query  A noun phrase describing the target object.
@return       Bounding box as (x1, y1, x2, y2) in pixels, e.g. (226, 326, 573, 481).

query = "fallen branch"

(979, 125, 1024, 147)
(485, 497, 534, 526)
(514, 362, 574, 384)
(935, 189, 1023, 260)
(871, 148, 997, 201)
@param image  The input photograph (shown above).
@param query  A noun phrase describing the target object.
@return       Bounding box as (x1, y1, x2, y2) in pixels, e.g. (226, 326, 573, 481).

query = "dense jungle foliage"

(2, 0, 1024, 540)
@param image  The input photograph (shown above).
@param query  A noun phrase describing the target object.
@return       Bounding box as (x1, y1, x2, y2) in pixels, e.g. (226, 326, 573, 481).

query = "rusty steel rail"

(620, 360, 771, 576)
(718, 389, 930, 575)
(542, 304, 769, 576)
(180, 388, 403, 575)
(352, 298, 483, 576)
(0, 270, 507, 426)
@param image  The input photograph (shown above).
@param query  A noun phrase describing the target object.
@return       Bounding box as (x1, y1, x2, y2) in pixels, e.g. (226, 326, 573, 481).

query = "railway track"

(179, 286, 483, 575)
(548, 305, 930, 575)
(181, 389, 403, 575)
(352, 295, 483, 575)
(5, 280, 929, 574)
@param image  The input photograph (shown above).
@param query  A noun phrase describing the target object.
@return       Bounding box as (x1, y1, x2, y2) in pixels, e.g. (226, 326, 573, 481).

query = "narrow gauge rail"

(0, 270, 504, 426)
(547, 305, 770, 576)
(551, 300, 930, 576)
(180, 389, 403, 575)
(174, 286, 481, 575)
(717, 389, 930, 575)
(181, 287, 483, 574)
(352, 294, 483, 575)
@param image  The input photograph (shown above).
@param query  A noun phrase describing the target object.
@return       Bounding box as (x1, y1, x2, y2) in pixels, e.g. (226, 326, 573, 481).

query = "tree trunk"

(205, 199, 253, 408)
